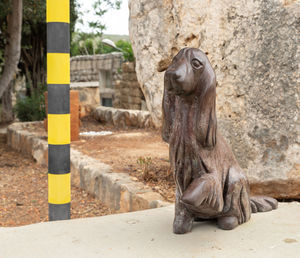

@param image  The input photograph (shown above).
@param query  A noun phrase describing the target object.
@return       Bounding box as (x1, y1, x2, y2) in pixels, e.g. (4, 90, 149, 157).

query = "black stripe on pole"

(47, 84, 70, 114)
(48, 144, 70, 174)
(49, 203, 71, 221)
(47, 22, 70, 53)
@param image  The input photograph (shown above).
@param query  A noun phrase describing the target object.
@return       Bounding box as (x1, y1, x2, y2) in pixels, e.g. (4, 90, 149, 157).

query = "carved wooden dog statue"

(162, 48, 278, 234)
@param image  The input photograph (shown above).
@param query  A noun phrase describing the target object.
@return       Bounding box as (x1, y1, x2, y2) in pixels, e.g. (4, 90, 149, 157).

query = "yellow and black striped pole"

(46, 0, 71, 221)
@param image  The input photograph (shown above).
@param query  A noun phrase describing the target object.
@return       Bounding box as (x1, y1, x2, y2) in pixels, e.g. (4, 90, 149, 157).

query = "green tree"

(71, 33, 118, 56)
(86, 0, 121, 35)
(21, 0, 79, 95)
(70, 34, 134, 62)
(0, 0, 79, 122)
(1, 0, 125, 122)
(115, 40, 134, 62)
(0, 0, 23, 122)
(0, 0, 79, 96)
(18, 0, 79, 121)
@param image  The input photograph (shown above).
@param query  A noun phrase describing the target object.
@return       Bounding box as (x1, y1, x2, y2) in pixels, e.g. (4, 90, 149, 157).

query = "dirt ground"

(74, 117, 175, 202)
(0, 117, 176, 227)
(25, 117, 176, 202)
(0, 139, 111, 227)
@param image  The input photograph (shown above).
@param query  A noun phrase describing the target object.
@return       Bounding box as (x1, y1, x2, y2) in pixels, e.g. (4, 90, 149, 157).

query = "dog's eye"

(191, 59, 203, 70)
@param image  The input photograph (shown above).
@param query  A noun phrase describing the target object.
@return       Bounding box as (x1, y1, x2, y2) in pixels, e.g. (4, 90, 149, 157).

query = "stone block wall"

(70, 53, 123, 82)
(70, 82, 100, 117)
(70, 54, 145, 111)
(114, 62, 145, 110)
(70, 53, 123, 107)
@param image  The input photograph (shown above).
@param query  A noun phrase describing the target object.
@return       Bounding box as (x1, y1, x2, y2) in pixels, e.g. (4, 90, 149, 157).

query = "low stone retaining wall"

(7, 122, 48, 166)
(7, 122, 170, 213)
(93, 106, 154, 128)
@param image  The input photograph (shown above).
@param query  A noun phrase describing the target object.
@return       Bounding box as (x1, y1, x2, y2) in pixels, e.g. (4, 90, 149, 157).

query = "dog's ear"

(162, 76, 175, 143)
(196, 87, 217, 148)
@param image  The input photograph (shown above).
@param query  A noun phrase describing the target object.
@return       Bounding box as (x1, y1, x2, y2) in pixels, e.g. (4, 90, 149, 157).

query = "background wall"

(114, 62, 145, 110)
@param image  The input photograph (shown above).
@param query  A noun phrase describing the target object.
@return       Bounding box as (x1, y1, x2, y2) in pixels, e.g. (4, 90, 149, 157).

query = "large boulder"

(129, 0, 300, 198)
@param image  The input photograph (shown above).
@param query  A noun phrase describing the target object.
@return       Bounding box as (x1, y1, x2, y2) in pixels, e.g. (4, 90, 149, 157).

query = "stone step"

(1, 203, 300, 257)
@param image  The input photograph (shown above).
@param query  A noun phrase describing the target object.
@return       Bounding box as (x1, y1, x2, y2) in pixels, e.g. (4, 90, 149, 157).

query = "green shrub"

(70, 33, 135, 62)
(14, 91, 46, 122)
(116, 40, 134, 62)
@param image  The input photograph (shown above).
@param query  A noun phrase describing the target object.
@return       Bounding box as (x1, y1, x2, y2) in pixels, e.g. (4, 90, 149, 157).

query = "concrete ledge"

(7, 122, 170, 213)
(70, 81, 99, 88)
(1, 203, 300, 258)
(93, 106, 154, 128)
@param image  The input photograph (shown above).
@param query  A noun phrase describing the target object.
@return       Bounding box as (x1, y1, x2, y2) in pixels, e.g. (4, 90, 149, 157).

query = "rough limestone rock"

(129, 0, 300, 198)
(93, 106, 153, 128)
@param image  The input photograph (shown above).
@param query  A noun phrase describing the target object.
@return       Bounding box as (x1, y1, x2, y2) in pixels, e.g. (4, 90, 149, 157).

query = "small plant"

(14, 85, 46, 122)
(137, 156, 153, 180)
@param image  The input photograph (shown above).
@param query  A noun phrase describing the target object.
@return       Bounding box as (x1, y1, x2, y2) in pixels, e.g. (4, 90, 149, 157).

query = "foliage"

(0, 0, 11, 70)
(21, 0, 47, 94)
(116, 40, 134, 62)
(0, 0, 79, 96)
(14, 84, 46, 122)
(0, 0, 127, 119)
(87, 0, 121, 35)
(20, 0, 79, 95)
(71, 33, 134, 62)
(137, 156, 153, 180)
(0, 0, 79, 120)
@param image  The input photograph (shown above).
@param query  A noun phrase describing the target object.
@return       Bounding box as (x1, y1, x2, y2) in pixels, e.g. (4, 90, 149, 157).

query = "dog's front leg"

(173, 189, 194, 234)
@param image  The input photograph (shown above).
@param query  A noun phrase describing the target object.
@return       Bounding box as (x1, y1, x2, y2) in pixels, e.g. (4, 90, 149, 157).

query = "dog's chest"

(169, 117, 206, 190)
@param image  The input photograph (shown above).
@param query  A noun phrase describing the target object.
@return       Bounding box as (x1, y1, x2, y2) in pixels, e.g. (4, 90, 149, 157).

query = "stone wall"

(70, 82, 100, 117)
(129, 0, 300, 198)
(93, 106, 153, 128)
(114, 62, 145, 110)
(70, 53, 123, 107)
(70, 53, 123, 82)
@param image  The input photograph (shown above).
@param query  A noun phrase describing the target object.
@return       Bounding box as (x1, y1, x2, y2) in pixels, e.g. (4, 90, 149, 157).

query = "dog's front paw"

(173, 215, 193, 234)
(181, 174, 224, 213)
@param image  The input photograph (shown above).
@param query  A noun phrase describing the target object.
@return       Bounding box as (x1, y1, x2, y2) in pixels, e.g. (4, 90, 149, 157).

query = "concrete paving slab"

(1, 203, 300, 258)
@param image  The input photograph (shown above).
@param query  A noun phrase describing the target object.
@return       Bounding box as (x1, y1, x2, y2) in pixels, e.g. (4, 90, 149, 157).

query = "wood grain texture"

(162, 48, 278, 234)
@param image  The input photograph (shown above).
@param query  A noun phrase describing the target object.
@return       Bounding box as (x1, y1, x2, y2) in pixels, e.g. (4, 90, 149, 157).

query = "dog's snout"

(166, 66, 185, 82)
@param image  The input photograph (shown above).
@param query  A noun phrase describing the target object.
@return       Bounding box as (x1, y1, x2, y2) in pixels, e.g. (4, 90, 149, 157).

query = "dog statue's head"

(164, 48, 216, 98)
(162, 48, 217, 148)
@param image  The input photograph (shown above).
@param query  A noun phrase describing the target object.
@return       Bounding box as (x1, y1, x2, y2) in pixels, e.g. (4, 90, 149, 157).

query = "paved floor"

(1, 203, 300, 258)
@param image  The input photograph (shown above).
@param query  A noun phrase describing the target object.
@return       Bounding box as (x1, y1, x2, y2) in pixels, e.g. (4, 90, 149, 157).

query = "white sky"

(75, 0, 129, 35)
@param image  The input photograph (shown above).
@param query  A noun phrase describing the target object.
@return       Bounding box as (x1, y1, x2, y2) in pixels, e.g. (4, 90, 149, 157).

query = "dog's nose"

(166, 67, 185, 82)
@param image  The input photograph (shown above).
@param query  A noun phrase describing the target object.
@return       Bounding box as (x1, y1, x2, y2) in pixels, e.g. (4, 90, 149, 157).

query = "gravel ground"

(0, 141, 111, 227)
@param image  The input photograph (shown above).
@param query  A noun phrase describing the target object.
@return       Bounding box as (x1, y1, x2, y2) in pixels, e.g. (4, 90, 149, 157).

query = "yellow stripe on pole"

(46, 0, 70, 23)
(48, 173, 71, 204)
(47, 53, 70, 84)
(48, 114, 70, 144)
